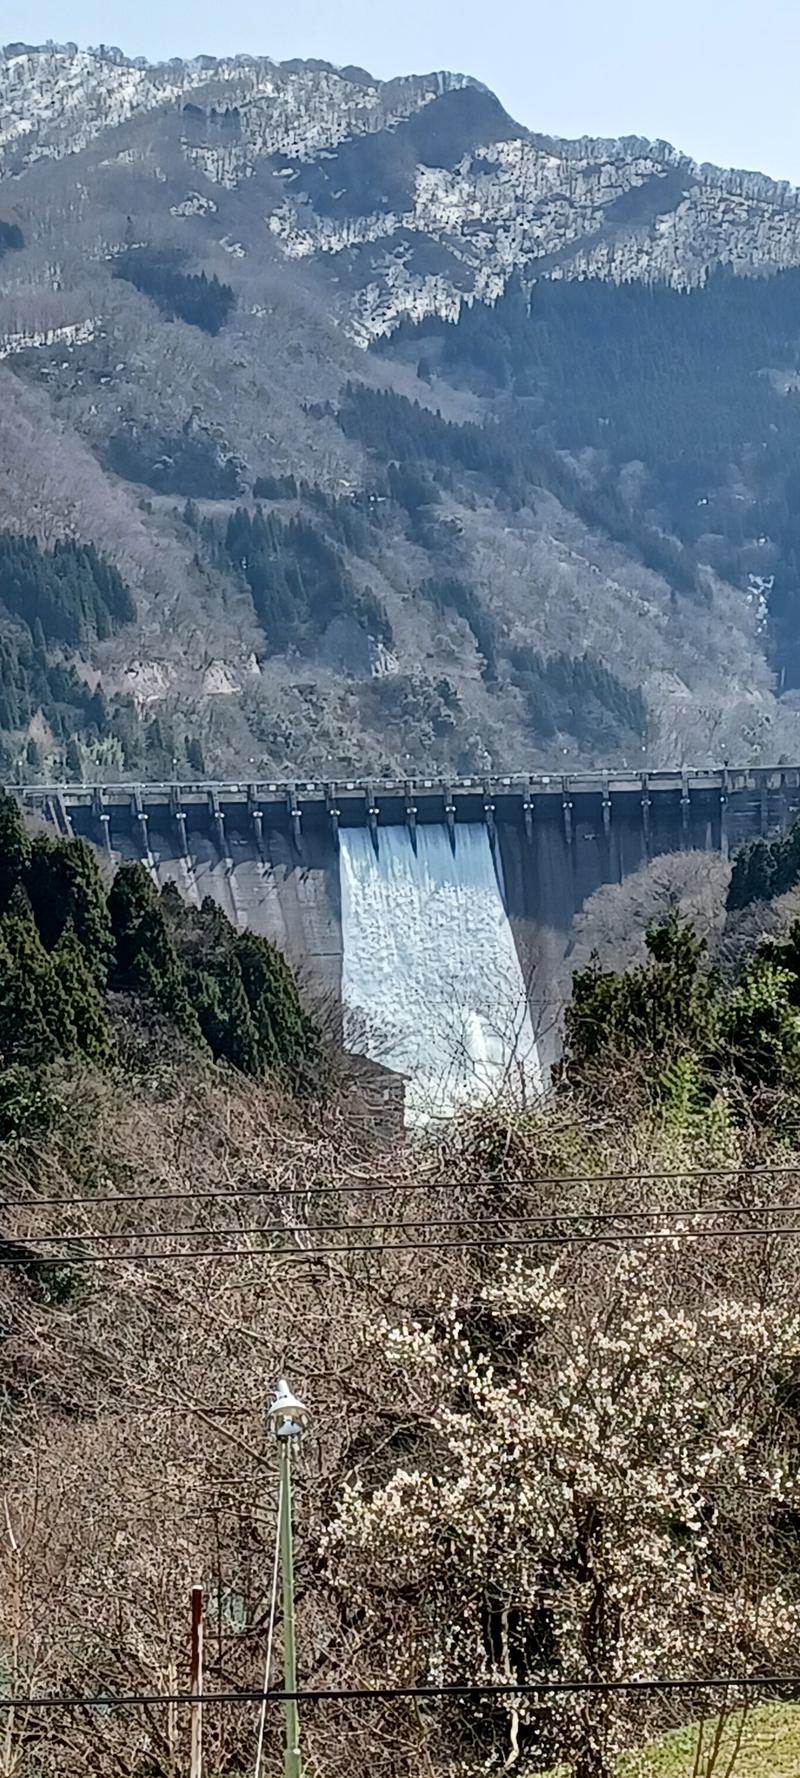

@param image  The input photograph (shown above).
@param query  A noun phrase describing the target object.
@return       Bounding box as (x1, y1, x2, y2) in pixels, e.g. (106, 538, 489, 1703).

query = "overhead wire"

(14, 1203, 800, 1245)
(3, 1183, 798, 1724)
(1, 1674, 799, 1711)
(6, 1219, 800, 1265)
(6, 1157, 800, 1211)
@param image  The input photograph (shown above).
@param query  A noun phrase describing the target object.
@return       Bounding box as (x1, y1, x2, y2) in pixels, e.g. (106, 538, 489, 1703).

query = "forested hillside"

(382, 272, 800, 685)
(3, 44, 800, 780)
(4, 816, 800, 1774)
(0, 793, 320, 1127)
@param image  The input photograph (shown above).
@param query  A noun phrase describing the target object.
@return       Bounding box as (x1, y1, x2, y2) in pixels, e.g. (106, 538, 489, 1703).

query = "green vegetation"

(0, 532, 135, 755)
(382, 269, 800, 679)
(0, 812, 112, 1077)
(424, 574, 498, 679)
(565, 914, 718, 1076)
(105, 422, 243, 498)
(213, 505, 392, 652)
(0, 633, 108, 737)
(564, 905, 800, 1108)
(253, 472, 298, 500)
(108, 865, 321, 1084)
(618, 1705, 800, 1778)
(0, 797, 321, 1132)
(0, 530, 134, 646)
(0, 218, 24, 255)
(727, 818, 800, 910)
(112, 247, 235, 334)
(107, 862, 200, 1038)
(510, 644, 648, 746)
(27, 828, 114, 981)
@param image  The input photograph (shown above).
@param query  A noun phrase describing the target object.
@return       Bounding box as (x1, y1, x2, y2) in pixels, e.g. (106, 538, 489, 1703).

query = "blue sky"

(13, 0, 800, 184)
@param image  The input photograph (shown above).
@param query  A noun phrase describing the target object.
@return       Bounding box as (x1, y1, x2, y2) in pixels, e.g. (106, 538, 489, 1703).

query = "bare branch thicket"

(2, 1065, 800, 1776)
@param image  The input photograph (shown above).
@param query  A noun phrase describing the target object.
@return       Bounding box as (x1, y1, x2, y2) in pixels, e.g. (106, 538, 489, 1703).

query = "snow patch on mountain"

(6, 45, 800, 345)
(0, 44, 465, 180)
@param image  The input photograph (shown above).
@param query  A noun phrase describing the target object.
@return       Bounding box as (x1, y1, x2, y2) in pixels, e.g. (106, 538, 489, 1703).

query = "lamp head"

(269, 1377, 308, 1439)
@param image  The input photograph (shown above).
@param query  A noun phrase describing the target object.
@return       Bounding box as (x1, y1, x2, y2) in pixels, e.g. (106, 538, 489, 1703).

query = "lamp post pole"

(269, 1380, 307, 1778)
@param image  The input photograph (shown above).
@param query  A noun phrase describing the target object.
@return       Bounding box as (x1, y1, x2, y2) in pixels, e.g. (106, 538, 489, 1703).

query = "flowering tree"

(327, 1243, 800, 1778)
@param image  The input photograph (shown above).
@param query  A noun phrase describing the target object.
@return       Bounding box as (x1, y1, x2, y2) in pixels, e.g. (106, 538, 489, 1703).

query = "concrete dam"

(21, 767, 800, 1119)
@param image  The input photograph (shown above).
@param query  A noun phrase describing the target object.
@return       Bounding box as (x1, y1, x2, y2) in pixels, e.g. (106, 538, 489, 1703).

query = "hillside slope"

(3, 43, 800, 779)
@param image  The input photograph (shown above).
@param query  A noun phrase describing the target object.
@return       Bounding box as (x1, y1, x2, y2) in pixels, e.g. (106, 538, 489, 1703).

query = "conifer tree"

(0, 792, 31, 912)
(189, 951, 261, 1074)
(235, 930, 320, 1082)
(0, 910, 78, 1065)
(564, 914, 718, 1081)
(52, 930, 112, 1065)
(27, 835, 114, 983)
(108, 862, 199, 1037)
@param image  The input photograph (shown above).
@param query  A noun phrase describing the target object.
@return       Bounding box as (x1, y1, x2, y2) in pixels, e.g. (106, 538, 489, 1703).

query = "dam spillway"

(20, 766, 800, 1114)
(339, 823, 540, 1122)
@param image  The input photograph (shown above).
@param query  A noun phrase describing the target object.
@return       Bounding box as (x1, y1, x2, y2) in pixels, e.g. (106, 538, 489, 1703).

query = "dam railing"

(15, 764, 800, 855)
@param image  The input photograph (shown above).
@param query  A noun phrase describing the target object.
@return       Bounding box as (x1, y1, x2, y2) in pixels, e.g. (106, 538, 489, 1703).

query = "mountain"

(3, 41, 800, 781)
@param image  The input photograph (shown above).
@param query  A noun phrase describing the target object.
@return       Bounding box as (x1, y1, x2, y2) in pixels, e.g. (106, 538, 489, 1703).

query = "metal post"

(190, 1584, 203, 1778)
(269, 1380, 307, 1778)
(279, 1435, 301, 1778)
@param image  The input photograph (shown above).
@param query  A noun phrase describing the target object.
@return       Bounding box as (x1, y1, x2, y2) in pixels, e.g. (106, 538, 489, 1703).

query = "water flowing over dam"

(339, 823, 540, 1123)
(23, 766, 800, 1121)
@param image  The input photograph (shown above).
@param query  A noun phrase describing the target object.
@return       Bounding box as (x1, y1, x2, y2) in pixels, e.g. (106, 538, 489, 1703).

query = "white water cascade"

(338, 823, 541, 1125)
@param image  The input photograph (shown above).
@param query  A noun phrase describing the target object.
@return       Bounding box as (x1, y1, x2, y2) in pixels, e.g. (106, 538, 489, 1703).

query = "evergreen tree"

(65, 736, 83, 779)
(727, 821, 800, 910)
(0, 219, 24, 255)
(564, 914, 718, 1082)
(216, 504, 391, 652)
(0, 1064, 55, 1141)
(235, 930, 320, 1083)
(0, 530, 135, 645)
(0, 792, 31, 912)
(112, 250, 235, 334)
(0, 910, 78, 1066)
(109, 862, 200, 1037)
(52, 930, 113, 1066)
(186, 734, 205, 776)
(0, 921, 52, 1067)
(719, 955, 800, 1093)
(27, 835, 114, 984)
(189, 951, 261, 1074)
(109, 861, 164, 979)
(0, 815, 321, 1102)
(158, 891, 322, 1085)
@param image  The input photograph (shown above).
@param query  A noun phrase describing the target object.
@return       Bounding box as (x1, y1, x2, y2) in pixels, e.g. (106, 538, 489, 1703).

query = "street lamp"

(268, 1380, 308, 1778)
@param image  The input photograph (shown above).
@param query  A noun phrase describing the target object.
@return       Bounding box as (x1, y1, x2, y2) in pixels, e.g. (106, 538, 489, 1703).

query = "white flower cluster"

(327, 1245, 800, 1772)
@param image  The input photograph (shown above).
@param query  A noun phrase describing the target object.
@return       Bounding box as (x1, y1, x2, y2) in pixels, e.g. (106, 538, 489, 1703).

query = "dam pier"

(18, 766, 800, 1117)
(23, 763, 800, 856)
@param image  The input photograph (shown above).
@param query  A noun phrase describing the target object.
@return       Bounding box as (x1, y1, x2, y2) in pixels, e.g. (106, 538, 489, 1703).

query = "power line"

(13, 1205, 800, 1246)
(7, 1159, 800, 1211)
(0, 1675, 797, 1712)
(5, 1220, 800, 1266)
